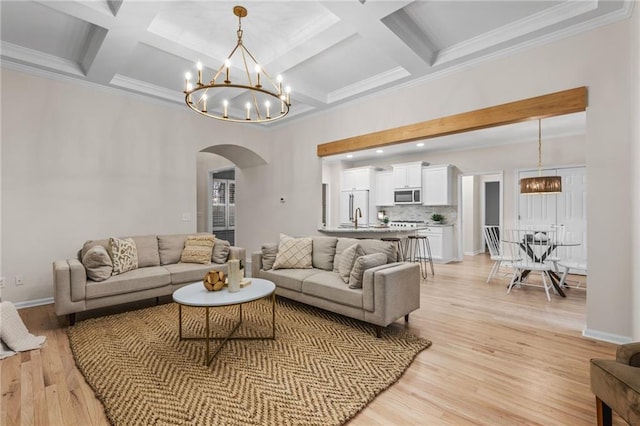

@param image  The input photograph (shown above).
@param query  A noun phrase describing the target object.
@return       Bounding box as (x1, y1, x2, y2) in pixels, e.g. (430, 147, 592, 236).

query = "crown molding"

(327, 66, 410, 104)
(1, 41, 85, 77)
(434, 0, 598, 66)
(110, 74, 182, 103)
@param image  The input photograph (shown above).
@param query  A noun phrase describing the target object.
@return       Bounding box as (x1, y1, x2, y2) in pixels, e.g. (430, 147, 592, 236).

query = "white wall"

(1, 15, 637, 342)
(0, 69, 264, 302)
(632, 5, 640, 341)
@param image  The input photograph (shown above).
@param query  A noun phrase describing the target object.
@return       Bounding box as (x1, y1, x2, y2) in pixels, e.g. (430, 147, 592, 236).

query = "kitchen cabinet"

(375, 171, 394, 206)
(341, 166, 376, 191)
(422, 165, 453, 205)
(417, 225, 454, 263)
(393, 162, 423, 188)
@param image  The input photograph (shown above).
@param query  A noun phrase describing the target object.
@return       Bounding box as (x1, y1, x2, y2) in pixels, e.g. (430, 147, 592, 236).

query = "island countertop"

(318, 224, 452, 234)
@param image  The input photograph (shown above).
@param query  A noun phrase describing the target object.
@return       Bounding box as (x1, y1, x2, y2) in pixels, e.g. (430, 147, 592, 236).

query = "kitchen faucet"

(353, 207, 362, 229)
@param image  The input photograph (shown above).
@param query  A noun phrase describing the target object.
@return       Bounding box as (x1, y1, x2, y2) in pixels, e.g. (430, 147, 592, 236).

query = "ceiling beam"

(316, 86, 587, 157)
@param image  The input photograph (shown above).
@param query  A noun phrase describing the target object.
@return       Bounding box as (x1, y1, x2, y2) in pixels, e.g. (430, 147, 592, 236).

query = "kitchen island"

(317, 226, 427, 239)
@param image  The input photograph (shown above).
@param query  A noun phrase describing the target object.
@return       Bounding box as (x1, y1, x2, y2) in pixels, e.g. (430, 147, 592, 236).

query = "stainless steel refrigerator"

(340, 190, 370, 226)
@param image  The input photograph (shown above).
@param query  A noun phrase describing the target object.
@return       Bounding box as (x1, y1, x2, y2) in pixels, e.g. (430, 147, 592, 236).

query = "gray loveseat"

(251, 236, 420, 337)
(54, 233, 245, 325)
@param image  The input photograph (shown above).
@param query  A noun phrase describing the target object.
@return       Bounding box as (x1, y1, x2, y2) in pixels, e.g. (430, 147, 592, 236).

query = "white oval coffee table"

(173, 278, 276, 365)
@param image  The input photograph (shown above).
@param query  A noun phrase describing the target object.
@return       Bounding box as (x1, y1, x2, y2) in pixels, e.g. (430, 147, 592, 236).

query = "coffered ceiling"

(0, 1, 632, 124)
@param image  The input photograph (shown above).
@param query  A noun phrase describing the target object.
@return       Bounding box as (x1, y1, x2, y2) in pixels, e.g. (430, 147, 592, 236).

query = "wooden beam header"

(317, 86, 587, 157)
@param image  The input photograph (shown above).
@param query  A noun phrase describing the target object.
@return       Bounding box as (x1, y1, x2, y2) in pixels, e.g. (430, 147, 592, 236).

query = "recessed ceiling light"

(416, 142, 424, 147)
(346, 154, 353, 158)
(376, 149, 383, 153)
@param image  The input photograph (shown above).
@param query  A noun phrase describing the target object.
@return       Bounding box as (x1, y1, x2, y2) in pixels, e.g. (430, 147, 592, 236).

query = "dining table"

(503, 234, 581, 297)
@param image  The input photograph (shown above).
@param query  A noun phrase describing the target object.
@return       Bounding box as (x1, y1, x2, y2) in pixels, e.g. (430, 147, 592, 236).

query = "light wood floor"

(1, 254, 625, 425)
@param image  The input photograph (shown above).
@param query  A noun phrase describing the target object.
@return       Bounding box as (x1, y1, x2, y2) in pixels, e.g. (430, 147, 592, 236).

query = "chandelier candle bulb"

(224, 59, 231, 84)
(265, 100, 270, 118)
(223, 100, 228, 118)
(277, 75, 283, 95)
(196, 62, 203, 86)
(201, 94, 207, 113)
(184, 72, 191, 92)
(286, 86, 291, 105)
(186, 82, 193, 103)
(255, 64, 262, 88)
(246, 102, 251, 120)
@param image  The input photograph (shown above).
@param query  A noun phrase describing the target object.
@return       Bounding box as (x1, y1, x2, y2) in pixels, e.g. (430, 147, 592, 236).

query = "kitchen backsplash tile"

(378, 205, 457, 224)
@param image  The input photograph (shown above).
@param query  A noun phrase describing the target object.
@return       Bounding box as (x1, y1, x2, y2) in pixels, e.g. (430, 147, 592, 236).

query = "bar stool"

(380, 237, 403, 261)
(403, 235, 434, 279)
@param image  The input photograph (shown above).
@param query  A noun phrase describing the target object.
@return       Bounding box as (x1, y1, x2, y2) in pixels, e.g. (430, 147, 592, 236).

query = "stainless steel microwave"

(394, 189, 421, 204)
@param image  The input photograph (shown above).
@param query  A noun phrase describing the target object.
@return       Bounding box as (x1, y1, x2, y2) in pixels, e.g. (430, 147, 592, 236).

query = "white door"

(340, 192, 352, 225)
(517, 167, 587, 264)
(556, 167, 587, 262)
(352, 190, 370, 225)
(517, 169, 557, 229)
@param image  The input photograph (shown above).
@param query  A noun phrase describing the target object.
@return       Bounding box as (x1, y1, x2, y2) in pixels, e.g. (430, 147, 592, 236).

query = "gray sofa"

(54, 234, 245, 324)
(251, 236, 420, 337)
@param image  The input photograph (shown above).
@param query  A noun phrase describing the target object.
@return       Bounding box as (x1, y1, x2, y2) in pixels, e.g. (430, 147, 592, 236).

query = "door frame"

(207, 167, 236, 233)
(456, 170, 504, 260)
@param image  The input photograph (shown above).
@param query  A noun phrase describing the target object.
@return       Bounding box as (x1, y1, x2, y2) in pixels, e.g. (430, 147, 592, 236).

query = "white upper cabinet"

(423, 165, 453, 205)
(393, 162, 424, 188)
(341, 166, 376, 191)
(375, 171, 394, 206)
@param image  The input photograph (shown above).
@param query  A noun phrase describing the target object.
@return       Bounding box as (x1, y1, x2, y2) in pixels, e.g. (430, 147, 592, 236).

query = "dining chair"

(504, 228, 558, 301)
(558, 260, 588, 289)
(483, 225, 518, 283)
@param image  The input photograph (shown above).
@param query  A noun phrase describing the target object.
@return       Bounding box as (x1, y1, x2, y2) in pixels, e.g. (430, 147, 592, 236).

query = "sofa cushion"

(109, 237, 138, 276)
(349, 253, 388, 289)
(212, 239, 231, 264)
(261, 243, 278, 270)
(82, 245, 113, 282)
(357, 239, 398, 264)
(338, 243, 364, 284)
(259, 269, 322, 292)
(333, 238, 359, 273)
(85, 266, 170, 299)
(312, 236, 338, 271)
(302, 272, 363, 309)
(81, 238, 110, 260)
(273, 235, 313, 270)
(158, 234, 189, 265)
(164, 263, 227, 285)
(128, 235, 161, 268)
(180, 235, 215, 264)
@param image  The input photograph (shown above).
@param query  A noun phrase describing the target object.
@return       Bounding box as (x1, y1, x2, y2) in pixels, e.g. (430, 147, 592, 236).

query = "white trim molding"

(14, 297, 54, 310)
(582, 328, 633, 345)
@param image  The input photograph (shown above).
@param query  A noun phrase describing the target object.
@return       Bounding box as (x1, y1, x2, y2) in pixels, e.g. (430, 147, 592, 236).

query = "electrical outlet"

(15, 275, 24, 286)
(182, 213, 191, 221)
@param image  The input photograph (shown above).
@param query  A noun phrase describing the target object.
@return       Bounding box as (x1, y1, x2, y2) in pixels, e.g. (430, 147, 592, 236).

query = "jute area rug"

(68, 297, 431, 426)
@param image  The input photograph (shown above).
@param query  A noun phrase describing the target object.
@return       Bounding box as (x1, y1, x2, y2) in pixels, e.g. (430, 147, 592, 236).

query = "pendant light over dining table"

(519, 119, 562, 194)
(182, 5, 291, 123)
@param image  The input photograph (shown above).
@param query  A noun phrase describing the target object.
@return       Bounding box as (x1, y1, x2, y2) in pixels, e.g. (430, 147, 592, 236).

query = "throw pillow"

(261, 243, 278, 270)
(273, 235, 313, 270)
(212, 239, 231, 264)
(333, 237, 359, 273)
(157, 234, 189, 265)
(109, 237, 138, 276)
(82, 245, 113, 282)
(180, 234, 215, 264)
(312, 236, 338, 271)
(338, 243, 364, 284)
(348, 253, 388, 289)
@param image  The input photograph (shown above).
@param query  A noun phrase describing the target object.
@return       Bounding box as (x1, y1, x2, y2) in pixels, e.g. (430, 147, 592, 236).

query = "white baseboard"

(464, 249, 486, 256)
(582, 328, 633, 344)
(14, 297, 54, 309)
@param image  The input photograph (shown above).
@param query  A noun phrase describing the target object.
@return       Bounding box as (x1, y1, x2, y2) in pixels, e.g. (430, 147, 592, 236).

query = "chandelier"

(183, 5, 291, 123)
(520, 119, 562, 194)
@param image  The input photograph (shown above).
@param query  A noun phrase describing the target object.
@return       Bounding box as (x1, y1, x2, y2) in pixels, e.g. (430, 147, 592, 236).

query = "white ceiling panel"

(0, 1, 632, 127)
(1, 1, 97, 63)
